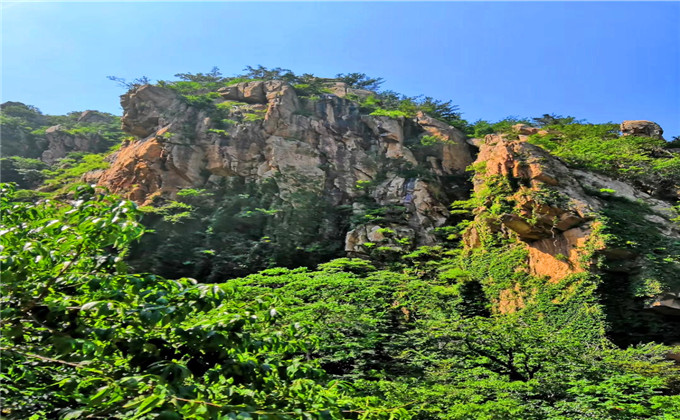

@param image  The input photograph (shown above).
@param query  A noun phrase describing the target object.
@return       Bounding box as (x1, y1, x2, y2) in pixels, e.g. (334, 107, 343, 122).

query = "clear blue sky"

(2, 1, 679, 137)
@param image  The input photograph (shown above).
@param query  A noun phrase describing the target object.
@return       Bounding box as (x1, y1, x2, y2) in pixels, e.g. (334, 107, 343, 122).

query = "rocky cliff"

(95, 81, 474, 278)
(3, 75, 679, 347)
(462, 125, 680, 344)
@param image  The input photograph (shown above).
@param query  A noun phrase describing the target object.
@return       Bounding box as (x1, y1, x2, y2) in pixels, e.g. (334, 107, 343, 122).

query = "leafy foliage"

(0, 156, 48, 189)
(3, 143, 680, 419)
(525, 121, 680, 197)
(0, 184, 399, 419)
(5, 67, 680, 419)
(468, 117, 533, 138)
(106, 75, 153, 90)
(360, 91, 467, 129)
(128, 177, 349, 281)
(40, 152, 111, 192)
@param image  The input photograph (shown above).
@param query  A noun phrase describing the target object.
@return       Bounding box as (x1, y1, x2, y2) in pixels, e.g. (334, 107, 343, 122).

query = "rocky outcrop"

(621, 120, 664, 140)
(77, 110, 115, 124)
(469, 133, 680, 282)
(41, 125, 113, 164)
(120, 85, 183, 138)
(468, 134, 602, 282)
(326, 81, 373, 101)
(1, 102, 121, 163)
(465, 132, 680, 328)
(647, 293, 680, 316)
(96, 81, 474, 267)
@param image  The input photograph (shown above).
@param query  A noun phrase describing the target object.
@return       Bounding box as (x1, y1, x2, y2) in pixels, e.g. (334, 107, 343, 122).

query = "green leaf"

(134, 394, 163, 416)
(62, 410, 85, 419)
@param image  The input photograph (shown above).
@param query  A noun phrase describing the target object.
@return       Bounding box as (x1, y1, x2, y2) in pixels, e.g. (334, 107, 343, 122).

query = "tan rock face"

(527, 226, 590, 281)
(468, 135, 603, 282)
(497, 284, 526, 314)
(96, 81, 474, 254)
(475, 135, 571, 190)
(77, 110, 114, 124)
(512, 123, 540, 135)
(120, 85, 183, 138)
(416, 112, 474, 173)
(97, 138, 168, 202)
(621, 120, 664, 140)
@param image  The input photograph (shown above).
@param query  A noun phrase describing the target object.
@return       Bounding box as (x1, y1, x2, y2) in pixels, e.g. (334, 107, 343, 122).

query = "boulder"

(77, 110, 114, 124)
(512, 123, 540, 135)
(326, 82, 374, 101)
(121, 84, 182, 138)
(647, 292, 680, 316)
(621, 120, 664, 140)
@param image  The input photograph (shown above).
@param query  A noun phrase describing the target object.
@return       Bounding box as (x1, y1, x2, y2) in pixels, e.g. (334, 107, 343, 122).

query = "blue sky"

(2, 1, 679, 137)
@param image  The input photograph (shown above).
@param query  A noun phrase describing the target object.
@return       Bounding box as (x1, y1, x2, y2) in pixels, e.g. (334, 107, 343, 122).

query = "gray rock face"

(98, 81, 475, 256)
(41, 124, 112, 164)
(647, 293, 680, 316)
(120, 85, 185, 138)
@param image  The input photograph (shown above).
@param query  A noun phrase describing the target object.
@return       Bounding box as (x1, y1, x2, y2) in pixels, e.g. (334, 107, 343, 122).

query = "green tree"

(531, 113, 579, 127)
(0, 183, 393, 419)
(239, 65, 297, 82)
(106, 75, 152, 90)
(335, 73, 384, 91)
(174, 67, 226, 84)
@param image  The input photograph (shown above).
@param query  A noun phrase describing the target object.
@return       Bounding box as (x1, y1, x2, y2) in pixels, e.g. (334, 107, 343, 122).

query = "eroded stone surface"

(97, 82, 474, 254)
(621, 120, 664, 140)
(41, 125, 113, 164)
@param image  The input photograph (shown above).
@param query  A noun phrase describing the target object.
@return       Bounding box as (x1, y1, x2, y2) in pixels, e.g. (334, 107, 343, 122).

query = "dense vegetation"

(131, 180, 350, 281)
(3, 178, 680, 418)
(3, 67, 680, 418)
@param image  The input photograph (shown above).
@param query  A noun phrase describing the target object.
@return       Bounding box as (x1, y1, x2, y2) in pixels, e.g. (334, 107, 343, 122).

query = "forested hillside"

(2, 67, 680, 419)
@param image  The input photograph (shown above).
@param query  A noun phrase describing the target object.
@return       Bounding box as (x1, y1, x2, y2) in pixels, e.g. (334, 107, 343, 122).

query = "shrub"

(42, 153, 110, 190)
(420, 134, 445, 146)
(370, 109, 409, 119)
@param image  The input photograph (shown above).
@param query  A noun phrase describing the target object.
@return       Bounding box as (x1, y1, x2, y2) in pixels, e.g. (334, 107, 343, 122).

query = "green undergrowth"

(0, 156, 48, 189)
(0, 183, 397, 419)
(3, 182, 680, 419)
(40, 150, 113, 193)
(598, 195, 680, 297)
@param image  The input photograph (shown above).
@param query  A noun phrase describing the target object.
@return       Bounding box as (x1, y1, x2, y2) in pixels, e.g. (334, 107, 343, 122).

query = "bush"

(0, 183, 390, 418)
(41, 153, 110, 190)
(370, 108, 409, 119)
